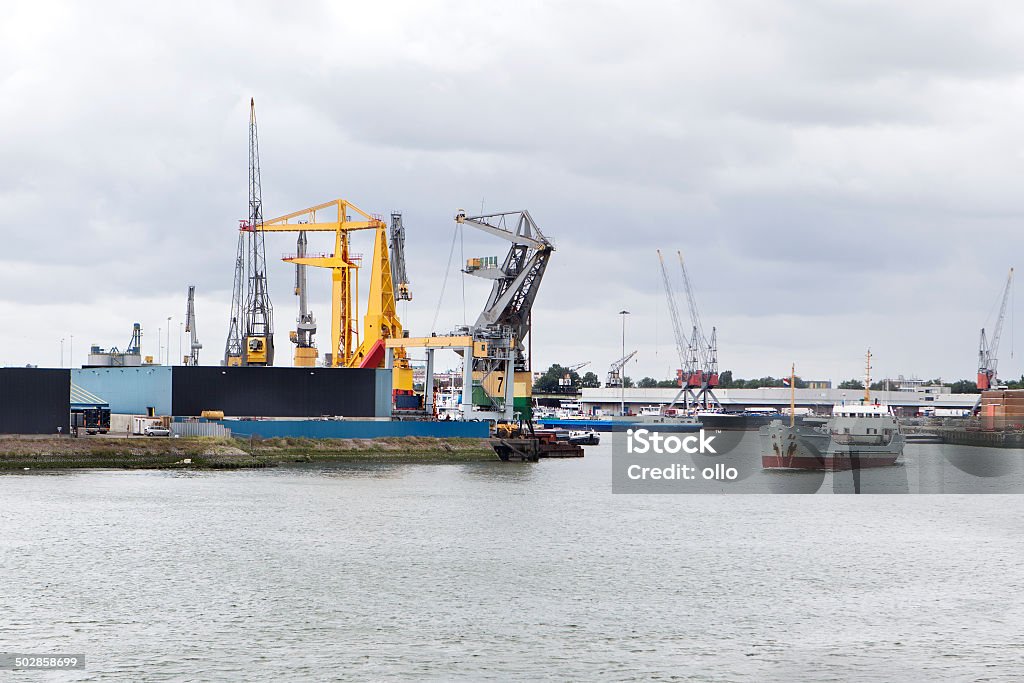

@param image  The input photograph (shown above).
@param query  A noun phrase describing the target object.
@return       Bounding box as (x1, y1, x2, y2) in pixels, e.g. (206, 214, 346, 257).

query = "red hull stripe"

(762, 455, 899, 471)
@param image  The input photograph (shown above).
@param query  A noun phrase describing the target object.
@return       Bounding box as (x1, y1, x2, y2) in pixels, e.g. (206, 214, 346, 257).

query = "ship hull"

(759, 419, 903, 471)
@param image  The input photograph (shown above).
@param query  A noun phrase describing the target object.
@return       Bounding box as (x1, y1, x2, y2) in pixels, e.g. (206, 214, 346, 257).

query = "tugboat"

(759, 353, 904, 471)
(490, 423, 586, 461)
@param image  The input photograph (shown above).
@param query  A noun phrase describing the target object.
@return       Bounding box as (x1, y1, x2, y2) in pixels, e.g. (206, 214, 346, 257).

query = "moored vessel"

(759, 354, 904, 471)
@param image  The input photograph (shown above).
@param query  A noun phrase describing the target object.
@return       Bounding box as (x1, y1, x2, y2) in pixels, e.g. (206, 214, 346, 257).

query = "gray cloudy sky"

(3, 1, 1024, 383)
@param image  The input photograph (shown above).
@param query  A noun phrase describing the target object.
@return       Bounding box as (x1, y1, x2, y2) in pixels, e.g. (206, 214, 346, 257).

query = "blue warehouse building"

(73, 366, 172, 416)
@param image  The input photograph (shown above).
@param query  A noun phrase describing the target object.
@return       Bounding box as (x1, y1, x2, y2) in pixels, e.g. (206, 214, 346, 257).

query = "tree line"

(532, 363, 1022, 394)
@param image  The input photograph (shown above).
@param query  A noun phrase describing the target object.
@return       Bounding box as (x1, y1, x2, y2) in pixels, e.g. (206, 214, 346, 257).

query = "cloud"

(1, 1, 1022, 384)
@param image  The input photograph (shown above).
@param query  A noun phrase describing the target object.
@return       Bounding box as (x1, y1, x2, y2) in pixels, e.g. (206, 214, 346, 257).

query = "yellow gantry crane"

(257, 199, 412, 391)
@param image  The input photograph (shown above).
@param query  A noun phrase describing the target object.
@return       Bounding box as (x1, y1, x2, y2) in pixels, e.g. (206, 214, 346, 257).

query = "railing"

(831, 434, 891, 446)
(280, 252, 363, 262)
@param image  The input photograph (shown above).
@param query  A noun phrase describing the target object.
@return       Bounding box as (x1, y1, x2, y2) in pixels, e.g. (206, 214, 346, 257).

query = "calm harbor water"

(2, 442, 1023, 681)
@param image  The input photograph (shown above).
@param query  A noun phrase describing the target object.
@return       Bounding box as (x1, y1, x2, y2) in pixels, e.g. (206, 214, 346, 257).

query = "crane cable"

(430, 222, 461, 334)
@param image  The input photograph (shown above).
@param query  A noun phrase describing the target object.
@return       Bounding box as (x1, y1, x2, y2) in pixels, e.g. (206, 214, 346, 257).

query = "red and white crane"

(977, 268, 1014, 391)
(658, 250, 720, 410)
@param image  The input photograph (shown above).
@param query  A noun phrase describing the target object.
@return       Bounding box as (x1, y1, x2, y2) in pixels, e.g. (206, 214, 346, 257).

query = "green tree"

(533, 364, 580, 393)
(656, 379, 680, 388)
(623, 376, 635, 388)
(579, 371, 600, 388)
(637, 377, 658, 388)
(718, 370, 734, 387)
(838, 379, 865, 390)
(949, 379, 980, 394)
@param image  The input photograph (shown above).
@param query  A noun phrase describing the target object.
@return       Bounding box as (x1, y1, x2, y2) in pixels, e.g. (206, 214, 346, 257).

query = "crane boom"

(224, 232, 245, 365)
(390, 212, 412, 301)
(677, 251, 706, 351)
(457, 209, 552, 354)
(184, 285, 201, 366)
(677, 251, 719, 386)
(989, 268, 1013, 361)
(657, 250, 691, 373)
(978, 267, 1014, 390)
(290, 231, 318, 367)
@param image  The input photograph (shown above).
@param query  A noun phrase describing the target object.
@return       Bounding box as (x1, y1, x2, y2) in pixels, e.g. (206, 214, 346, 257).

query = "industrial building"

(0, 366, 481, 437)
(0, 368, 70, 434)
(72, 366, 393, 419)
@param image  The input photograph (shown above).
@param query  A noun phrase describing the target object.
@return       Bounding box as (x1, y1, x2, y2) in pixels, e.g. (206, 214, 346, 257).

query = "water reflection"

(458, 461, 538, 483)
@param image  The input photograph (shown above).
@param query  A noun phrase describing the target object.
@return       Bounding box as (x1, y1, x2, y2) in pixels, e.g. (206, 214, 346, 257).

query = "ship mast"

(864, 348, 872, 404)
(790, 363, 796, 428)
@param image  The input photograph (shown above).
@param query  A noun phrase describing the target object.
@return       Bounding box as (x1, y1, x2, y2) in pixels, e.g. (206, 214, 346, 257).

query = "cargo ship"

(759, 403, 905, 470)
(760, 355, 904, 470)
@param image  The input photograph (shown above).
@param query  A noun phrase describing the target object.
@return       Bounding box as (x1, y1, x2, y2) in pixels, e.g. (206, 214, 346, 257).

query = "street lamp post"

(619, 309, 630, 416)
(60, 337, 65, 368)
(166, 317, 172, 367)
(69, 334, 74, 369)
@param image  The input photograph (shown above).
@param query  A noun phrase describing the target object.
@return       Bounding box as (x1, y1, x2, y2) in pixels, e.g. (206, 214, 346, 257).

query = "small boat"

(568, 430, 600, 445)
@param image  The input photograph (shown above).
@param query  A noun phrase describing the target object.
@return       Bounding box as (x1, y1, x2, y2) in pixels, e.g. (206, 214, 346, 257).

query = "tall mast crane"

(290, 231, 318, 367)
(606, 351, 637, 388)
(184, 285, 201, 366)
(239, 98, 274, 366)
(676, 251, 720, 409)
(657, 250, 700, 410)
(978, 267, 1014, 391)
(390, 212, 412, 302)
(224, 232, 245, 366)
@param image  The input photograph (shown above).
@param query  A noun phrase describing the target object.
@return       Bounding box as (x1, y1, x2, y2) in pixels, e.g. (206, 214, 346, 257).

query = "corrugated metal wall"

(0, 368, 70, 434)
(171, 367, 386, 418)
(222, 419, 489, 439)
(73, 367, 172, 415)
(170, 421, 231, 438)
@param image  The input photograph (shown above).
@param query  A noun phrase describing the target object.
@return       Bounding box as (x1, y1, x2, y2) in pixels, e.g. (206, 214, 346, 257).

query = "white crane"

(390, 212, 412, 301)
(606, 351, 637, 388)
(658, 250, 718, 410)
(676, 251, 720, 409)
(184, 285, 201, 366)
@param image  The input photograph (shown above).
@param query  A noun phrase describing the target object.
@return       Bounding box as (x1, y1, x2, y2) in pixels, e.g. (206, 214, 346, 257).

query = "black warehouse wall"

(0, 368, 70, 434)
(171, 367, 380, 417)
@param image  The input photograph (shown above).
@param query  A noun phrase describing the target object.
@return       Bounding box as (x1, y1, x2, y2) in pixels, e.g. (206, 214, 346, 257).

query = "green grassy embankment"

(0, 435, 497, 471)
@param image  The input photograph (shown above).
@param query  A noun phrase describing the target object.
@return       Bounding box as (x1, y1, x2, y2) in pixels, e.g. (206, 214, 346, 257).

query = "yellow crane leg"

(330, 267, 345, 368)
